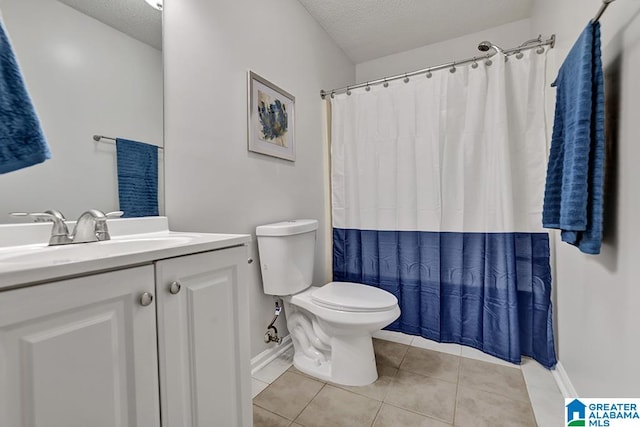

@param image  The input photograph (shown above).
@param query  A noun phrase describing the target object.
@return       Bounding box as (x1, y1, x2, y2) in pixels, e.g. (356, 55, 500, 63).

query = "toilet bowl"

(256, 220, 401, 386)
(285, 282, 400, 385)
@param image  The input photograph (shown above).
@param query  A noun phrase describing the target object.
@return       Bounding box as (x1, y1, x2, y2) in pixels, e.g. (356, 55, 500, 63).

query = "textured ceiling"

(297, 0, 534, 63)
(58, 0, 162, 50)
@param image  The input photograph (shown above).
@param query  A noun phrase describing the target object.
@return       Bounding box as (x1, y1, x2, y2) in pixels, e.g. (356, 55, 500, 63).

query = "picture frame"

(247, 71, 296, 161)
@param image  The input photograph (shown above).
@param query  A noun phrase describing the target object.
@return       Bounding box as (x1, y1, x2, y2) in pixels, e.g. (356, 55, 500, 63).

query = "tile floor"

(252, 332, 564, 427)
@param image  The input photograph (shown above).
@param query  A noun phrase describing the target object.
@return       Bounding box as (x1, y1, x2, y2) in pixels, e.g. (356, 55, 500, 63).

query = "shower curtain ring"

(471, 57, 478, 69)
(485, 54, 493, 66)
(383, 79, 389, 88)
(426, 69, 433, 78)
(403, 74, 410, 83)
(515, 50, 524, 60)
(330, 91, 335, 99)
(449, 61, 457, 73)
(346, 86, 352, 96)
(365, 82, 371, 92)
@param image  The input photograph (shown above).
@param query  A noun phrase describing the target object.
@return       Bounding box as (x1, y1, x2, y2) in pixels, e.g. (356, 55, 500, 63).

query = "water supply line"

(264, 299, 283, 344)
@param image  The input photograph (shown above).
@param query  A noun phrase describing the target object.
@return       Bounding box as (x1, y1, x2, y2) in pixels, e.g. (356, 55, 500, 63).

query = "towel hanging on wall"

(116, 138, 159, 218)
(0, 17, 51, 174)
(542, 22, 606, 255)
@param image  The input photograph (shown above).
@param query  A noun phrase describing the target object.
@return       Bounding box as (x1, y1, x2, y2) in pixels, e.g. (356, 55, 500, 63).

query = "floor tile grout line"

(458, 381, 532, 404)
(395, 360, 460, 387)
(291, 382, 327, 424)
(252, 401, 294, 423)
(383, 358, 455, 426)
(396, 366, 460, 386)
(397, 343, 463, 378)
(381, 343, 461, 423)
(378, 366, 400, 402)
(452, 354, 461, 427)
(396, 342, 411, 368)
(368, 400, 384, 427)
(381, 399, 457, 425)
(377, 363, 402, 405)
(253, 370, 324, 422)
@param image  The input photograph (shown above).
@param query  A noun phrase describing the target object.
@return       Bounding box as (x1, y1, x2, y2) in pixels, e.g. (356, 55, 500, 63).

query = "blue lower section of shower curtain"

(333, 228, 557, 368)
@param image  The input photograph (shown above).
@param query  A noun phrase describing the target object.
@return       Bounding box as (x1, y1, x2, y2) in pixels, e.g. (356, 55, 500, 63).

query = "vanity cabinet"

(0, 266, 161, 427)
(155, 246, 252, 427)
(0, 245, 251, 427)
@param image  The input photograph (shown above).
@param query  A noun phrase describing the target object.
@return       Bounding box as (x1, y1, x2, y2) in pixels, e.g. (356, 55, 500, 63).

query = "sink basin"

(0, 235, 196, 266)
(0, 216, 251, 290)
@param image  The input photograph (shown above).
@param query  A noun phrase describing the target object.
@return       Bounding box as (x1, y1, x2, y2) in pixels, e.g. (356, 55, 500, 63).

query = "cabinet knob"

(169, 281, 182, 295)
(140, 292, 154, 306)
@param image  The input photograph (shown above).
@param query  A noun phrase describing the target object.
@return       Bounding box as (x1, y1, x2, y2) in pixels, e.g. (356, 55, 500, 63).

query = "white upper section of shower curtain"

(331, 50, 549, 233)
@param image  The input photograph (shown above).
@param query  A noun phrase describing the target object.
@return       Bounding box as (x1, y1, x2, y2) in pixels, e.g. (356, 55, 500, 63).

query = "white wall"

(356, 19, 532, 83)
(531, 0, 640, 397)
(164, 0, 354, 358)
(0, 0, 163, 221)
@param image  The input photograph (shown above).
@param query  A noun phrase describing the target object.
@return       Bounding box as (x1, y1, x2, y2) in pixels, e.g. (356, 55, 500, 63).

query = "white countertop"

(0, 217, 251, 290)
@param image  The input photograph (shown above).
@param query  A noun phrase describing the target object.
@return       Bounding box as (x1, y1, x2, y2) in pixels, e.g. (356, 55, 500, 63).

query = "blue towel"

(543, 22, 605, 255)
(0, 19, 51, 174)
(116, 138, 159, 218)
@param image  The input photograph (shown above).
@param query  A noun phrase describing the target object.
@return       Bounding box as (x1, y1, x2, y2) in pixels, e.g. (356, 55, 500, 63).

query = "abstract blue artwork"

(257, 96, 288, 146)
(248, 71, 295, 161)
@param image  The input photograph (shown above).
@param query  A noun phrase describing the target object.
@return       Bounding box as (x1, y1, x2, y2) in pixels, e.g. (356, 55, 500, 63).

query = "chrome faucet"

(72, 209, 109, 243)
(71, 210, 124, 243)
(10, 209, 123, 245)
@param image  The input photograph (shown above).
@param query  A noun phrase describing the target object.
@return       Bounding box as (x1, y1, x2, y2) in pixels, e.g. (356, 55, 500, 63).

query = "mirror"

(0, 0, 163, 223)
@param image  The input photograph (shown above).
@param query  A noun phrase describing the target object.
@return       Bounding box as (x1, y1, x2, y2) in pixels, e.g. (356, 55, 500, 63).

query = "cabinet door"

(0, 266, 160, 427)
(156, 246, 252, 427)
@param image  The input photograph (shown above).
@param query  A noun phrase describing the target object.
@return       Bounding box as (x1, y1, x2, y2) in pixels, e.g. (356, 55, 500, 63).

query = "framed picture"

(247, 71, 295, 161)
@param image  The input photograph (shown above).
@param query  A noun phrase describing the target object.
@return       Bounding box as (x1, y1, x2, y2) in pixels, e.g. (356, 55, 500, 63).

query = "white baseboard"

(552, 361, 578, 398)
(250, 335, 293, 376)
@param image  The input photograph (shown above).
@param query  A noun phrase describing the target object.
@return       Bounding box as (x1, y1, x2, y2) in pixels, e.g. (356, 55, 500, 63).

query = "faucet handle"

(105, 211, 124, 218)
(10, 210, 67, 231)
(10, 209, 65, 218)
(10, 210, 71, 245)
(10, 211, 39, 219)
(93, 211, 123, 242)
(11, 211, 56, 221)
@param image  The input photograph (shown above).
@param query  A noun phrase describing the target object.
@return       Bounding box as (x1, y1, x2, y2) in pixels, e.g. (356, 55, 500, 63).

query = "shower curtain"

(331, 50, 557, 368)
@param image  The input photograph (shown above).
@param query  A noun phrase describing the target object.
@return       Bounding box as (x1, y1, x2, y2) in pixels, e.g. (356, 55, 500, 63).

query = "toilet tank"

(255, 220, 318, 296)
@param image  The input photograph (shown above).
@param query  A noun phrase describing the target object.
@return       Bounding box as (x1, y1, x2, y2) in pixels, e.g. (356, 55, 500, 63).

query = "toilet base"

(292, 334, 378, 386)
(282, 287, 400, 387)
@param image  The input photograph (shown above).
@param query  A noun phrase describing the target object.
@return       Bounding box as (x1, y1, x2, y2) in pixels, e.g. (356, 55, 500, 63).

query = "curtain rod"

(593, 0, 616, 23)
(320, 34, 556, 99)
(92, 134, 164, 150)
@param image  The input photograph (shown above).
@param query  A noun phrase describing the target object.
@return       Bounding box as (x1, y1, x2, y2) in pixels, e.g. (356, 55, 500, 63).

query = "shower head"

(478, 41, 504, 55)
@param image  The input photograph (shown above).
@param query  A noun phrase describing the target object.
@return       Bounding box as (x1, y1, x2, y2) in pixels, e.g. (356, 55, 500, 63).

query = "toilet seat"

(310, 282, 397, 312)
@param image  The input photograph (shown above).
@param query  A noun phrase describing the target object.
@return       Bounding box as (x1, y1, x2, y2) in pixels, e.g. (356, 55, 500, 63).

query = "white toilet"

(256, 219, 400, 386)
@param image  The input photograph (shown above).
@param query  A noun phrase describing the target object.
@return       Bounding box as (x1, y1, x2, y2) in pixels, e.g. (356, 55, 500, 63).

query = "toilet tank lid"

(256, 219, 319, 236)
